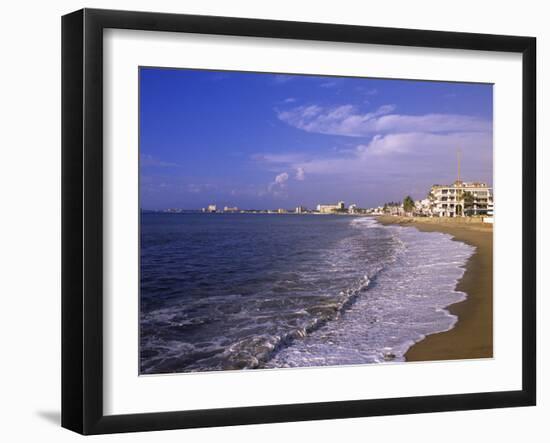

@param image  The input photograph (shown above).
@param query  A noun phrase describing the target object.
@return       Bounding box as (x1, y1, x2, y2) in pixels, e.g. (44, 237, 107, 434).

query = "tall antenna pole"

(457, 147, 461, 183)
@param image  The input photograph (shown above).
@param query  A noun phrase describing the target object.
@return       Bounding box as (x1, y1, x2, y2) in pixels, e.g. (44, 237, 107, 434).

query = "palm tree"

(403, 195, 415, 215)
(462, 191, 475, 216)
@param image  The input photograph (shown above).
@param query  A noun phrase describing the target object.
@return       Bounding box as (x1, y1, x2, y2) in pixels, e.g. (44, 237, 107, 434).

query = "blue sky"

(140, 67, 493, 210)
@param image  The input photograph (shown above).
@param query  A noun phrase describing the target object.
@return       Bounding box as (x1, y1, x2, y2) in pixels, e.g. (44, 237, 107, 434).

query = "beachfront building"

(295, 205, 306, 214)
(381, 201, 404, 216)
(223, 206, 239, 213)
(389, 204, 404, 216)
(430, 181, 492, 217)
(487, 196, 494, 216)
(371, 206, 385, 215)
(316, 201, 345, 213)
(205, 204, 217, 213)
(348, 203, 358, 214)
(414, 198, 432, 216)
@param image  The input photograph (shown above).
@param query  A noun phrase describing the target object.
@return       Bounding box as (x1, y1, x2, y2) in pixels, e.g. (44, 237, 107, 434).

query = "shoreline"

(376, 215, 493, 362)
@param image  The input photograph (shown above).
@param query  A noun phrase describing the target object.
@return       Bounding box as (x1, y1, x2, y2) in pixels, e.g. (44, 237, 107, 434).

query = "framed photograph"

(62, 8, 536, 435)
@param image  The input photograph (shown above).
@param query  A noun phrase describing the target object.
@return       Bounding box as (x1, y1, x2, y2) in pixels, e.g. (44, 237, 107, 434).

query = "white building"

(388, 204, 404, 216)
(414, 198, 432, 216)
(206, 204, 217, 213)
(316, 201, 345, 213)
(487, 195, 494, 216)
(430, 181, 492, 217)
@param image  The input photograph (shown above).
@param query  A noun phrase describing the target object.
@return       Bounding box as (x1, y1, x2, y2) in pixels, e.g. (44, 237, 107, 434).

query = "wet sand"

(377, 216, 493, 361)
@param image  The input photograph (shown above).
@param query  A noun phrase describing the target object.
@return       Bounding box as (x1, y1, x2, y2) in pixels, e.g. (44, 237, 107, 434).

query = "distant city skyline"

(140, 67, 493, 210)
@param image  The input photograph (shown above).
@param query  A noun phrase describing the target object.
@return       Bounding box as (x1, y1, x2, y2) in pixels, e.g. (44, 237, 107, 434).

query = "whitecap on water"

(264, 218, 475, 368)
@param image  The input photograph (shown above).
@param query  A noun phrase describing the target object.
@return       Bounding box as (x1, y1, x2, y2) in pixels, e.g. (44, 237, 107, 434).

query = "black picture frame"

(62, 8, 536, 435)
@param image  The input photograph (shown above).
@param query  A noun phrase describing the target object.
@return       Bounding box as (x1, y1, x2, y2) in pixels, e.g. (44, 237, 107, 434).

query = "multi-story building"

(414, 198, 432, 216)
(223, 206, 239, 212)
(316, 201, 345, 213)
(206, 204, 217, 213)
(295, 206, 306, 214)
(430, 181, 492, 217)
(388, 204, 404, 216)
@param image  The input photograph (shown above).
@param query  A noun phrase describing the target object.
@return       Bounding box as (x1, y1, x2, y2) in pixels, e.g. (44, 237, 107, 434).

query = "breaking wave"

(139, 214, 474, 373)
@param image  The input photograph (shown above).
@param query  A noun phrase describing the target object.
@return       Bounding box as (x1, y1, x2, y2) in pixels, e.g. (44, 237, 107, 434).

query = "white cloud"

(277, 104, 490, 137)
(293, 131, 492, 177)
(363, 131, 491, 157)
(283, 97, 297, 103)
(258, 102, 492, 201)
(254, 131, 491, 183)
(274, 172, 289, 185)
(268, 172, 289, 193)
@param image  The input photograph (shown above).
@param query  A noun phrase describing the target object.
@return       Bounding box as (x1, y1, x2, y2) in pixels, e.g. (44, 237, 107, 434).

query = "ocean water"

(140, 213, 475, 374)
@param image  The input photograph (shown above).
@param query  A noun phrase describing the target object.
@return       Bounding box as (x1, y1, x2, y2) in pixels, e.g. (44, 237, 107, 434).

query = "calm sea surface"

(140, 213, 474, 374)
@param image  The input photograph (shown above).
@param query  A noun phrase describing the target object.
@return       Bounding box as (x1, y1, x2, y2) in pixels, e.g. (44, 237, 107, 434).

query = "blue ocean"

(140, 213, 474, 374)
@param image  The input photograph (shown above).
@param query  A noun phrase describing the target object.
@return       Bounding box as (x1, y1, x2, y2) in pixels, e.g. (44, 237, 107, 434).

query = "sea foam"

(140, 214, 474, 373)
(264, 218, 475, 367)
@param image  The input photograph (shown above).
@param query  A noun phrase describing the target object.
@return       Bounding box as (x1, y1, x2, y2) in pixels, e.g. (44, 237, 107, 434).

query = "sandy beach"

(377, 215, 493, 362)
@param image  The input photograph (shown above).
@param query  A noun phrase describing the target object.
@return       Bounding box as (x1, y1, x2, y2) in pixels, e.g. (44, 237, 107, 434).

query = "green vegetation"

(403, 195, 415, 214)
(462, 191, 475, 216)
